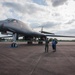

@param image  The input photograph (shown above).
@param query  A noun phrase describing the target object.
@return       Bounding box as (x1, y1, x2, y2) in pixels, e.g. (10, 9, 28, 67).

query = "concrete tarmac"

(0, 42, 75, 75)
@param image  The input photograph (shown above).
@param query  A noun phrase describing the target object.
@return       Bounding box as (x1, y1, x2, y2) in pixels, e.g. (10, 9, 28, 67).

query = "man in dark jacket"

(45, 38, 49, 52)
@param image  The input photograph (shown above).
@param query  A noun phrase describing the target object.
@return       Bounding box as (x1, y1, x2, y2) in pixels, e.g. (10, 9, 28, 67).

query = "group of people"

(45, 38, 57, 52)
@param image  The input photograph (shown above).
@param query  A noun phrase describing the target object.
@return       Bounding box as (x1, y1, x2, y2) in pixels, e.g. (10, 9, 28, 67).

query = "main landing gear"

(11, 42, 18, 48)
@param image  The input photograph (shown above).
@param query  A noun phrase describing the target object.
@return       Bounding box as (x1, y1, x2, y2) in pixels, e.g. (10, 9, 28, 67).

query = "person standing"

(52, 39, 57, 52)
(45, 38, 49, 52)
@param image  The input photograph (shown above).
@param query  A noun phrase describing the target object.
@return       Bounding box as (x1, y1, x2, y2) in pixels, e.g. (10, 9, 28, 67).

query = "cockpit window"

(11, 19, 17, 22)
(7, 19, 17, 23)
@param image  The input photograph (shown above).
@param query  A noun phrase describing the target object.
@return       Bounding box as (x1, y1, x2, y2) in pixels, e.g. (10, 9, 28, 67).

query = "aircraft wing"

(45, 34, 75, 38)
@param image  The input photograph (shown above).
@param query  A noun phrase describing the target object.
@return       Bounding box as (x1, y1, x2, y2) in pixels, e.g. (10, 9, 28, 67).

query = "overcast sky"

(0, 0, 75, 39)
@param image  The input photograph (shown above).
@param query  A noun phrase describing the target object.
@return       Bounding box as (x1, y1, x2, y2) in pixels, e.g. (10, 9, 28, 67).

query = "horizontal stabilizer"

(46, 34, 75, 38)
(0, 35, 12, 38)
(1, 31, 13, 35)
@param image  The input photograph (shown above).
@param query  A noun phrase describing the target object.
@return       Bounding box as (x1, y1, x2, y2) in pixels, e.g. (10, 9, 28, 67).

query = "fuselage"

(0, 19, 45, 37)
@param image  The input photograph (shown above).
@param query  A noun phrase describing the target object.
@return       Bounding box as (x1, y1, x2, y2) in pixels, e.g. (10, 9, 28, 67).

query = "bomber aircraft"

(0, 18, 75, 47)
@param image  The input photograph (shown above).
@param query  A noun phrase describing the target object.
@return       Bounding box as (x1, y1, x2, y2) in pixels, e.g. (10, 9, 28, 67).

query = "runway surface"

(0, 42, 75, 75)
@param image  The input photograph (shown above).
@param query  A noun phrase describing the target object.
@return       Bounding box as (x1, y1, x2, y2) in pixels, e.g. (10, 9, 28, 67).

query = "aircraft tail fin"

(40, 26, 54, 34)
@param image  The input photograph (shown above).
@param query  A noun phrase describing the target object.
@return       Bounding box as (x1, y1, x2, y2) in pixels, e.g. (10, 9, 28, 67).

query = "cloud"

(46, 0, 67, 7)
(51, 0, 67, 7)
(56, 28, 75, 35)
(52, 13, 60, 17)
(30, 23, 40, 28)
(66, 29, 75, 35)
(41, 21, 60, 28)
(32, 0, 47, 6)
(0, 0, 31, 3)
(41, 22, 55, 28)
(2, 2, 44, 14)
(30, 21, 60, 29)
(2, 2, 24, 13)
(66, 19, 75, 24)
(1, 1, 49, 23)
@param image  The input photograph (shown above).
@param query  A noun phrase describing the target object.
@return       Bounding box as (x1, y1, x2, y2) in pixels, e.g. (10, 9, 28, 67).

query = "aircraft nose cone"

(0, 23, 5, 30)
(0, 21, 3, 27)
(1, 23, 4, 28)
